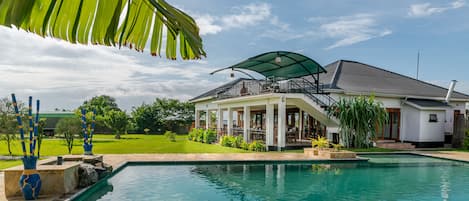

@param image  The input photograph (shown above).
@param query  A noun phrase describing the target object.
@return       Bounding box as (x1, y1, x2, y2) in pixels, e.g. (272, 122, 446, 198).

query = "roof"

(406, 98, 449, 107)
(318, 60, 469, 100)
(36, 112, 75, 118)
(190, 78, 251, 102)
(211, 51, 326, 80)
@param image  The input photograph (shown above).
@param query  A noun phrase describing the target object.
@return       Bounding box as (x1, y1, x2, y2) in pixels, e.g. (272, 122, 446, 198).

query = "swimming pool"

(73, 154, 469, 201)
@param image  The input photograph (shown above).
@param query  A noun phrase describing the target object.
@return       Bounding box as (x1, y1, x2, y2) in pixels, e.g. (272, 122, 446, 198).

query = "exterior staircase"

(376, 140, 415, 150)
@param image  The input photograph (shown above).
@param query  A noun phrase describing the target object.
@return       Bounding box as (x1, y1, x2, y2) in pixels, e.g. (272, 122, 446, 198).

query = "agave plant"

(0, 0, 205, 60)
(327, 96, 388, 148)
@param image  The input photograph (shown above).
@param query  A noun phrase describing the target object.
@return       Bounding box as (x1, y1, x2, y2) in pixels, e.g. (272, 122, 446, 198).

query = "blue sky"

(1, 0, 469, 111)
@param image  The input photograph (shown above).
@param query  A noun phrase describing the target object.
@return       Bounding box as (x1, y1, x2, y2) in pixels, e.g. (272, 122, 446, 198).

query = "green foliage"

(131, 98, 194, 134)
(312, 137, 330, 149)
(79, 95, 121, 116)
(220, 136, 233, 147)
(203, 129, 217, 144)
(196, 130, 204, 142)
(56, 118, 82, 154)
(232, 136, 244, 148)
(327, 96, 388, 148)
(463, 130, 469, 150)
(0, 97, 21, 156)
(241, 141, 250, 150)
(164, 131, 176, 142)
(332, 143, 343, 151)
(104, 110, 129, 139)
(0, 0, 206, 59)
(248, 141, 266, 152)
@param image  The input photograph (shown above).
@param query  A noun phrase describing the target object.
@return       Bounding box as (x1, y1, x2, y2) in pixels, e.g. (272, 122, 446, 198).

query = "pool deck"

(1, 151, 469, 201)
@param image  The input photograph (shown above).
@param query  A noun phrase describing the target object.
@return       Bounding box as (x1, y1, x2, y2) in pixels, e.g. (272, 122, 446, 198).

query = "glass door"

(380, 108, 400, 140)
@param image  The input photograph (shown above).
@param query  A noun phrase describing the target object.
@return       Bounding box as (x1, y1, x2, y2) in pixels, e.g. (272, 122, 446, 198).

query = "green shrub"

(232, 136, 244, 148)
(164, 131, 176, 142)
(249, 141, 266, 152)
(463, 130, 469, 149)
(203, 129, 217, 144)
(221, 136, 233, 147)
(241, 141, 250, 150)
(196, 130, 204, 142)
(188, 128, 198, 141)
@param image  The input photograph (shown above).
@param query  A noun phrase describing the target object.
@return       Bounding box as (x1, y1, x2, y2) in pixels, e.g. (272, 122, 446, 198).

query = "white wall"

(401, 105, 420, 142)
(419, 110, 446, 142)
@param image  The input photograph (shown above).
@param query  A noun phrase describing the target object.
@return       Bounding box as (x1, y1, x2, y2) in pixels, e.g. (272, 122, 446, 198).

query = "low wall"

(4, 158, 81, 198)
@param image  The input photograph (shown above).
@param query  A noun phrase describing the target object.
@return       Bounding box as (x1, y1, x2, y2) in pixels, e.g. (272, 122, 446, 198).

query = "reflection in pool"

(73, 154, 469, 201)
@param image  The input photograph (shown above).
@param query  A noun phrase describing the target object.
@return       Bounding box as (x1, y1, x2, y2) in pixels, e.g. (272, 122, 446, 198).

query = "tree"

(56, 118, 82, 154)
(0, 97, 22, 156)
(327, 96, 388, 148)
(131, 98, 194, 134)
(79, 95, 121, 116)
(36, 118, 47, 158)
(104, 110, 129, 139)
(0, 0, 205, 60)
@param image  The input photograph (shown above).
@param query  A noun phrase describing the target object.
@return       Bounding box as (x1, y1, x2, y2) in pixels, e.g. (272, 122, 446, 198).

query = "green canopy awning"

(211, 51, 326, 80)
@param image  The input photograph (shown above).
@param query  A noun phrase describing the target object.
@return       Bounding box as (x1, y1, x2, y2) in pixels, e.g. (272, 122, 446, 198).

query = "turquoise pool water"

(75, 154, 469, 201)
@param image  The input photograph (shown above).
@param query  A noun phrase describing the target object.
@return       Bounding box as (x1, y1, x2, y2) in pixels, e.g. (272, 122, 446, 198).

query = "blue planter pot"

(19, 156, 41, 200)
(84, 143, 93, 155)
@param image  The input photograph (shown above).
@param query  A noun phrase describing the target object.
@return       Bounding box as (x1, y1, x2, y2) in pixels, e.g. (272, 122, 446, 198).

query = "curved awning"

(211, 51, 326, 80)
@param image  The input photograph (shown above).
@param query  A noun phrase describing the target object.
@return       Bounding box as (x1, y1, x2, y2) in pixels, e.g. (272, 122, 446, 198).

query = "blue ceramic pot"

(19, 156, 41, 200)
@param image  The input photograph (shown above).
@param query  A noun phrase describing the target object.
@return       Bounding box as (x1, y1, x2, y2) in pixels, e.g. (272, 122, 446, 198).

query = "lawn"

(0, 134, 248, 169)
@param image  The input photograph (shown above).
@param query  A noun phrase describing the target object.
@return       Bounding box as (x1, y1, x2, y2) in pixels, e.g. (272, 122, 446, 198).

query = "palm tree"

(0, 0, 205, 60)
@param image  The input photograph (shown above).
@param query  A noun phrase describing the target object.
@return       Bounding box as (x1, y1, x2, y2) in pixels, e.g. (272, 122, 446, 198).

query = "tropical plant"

(220, 136, 233, 147)
(241, 141, 250, 150)
(104, 110, 129, 139)
(248, 141, 266, 152)
(331, 143, 343, 151)
(312, 137, 330, 149)
(0, 0, 205, 60)
(327, 96, 388, 148)
(203, 129, 217, 144)
(56, 118, 82, 154)
(79, 95, 121, 116)
(164, 131, 176, 142)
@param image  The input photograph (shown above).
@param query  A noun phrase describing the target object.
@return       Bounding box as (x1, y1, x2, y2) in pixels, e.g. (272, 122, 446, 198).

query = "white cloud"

(0, 27, 221, 111)
(311, 14, 392, 50)
(408, 0, 465, 17)
(194, 3, 287, 36)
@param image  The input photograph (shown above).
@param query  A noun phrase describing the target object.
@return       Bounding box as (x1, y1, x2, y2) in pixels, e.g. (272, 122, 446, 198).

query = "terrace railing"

(215, 78, 336, 109)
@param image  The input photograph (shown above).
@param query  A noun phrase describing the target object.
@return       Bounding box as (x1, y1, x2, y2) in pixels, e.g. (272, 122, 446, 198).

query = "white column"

(227, 108, 233, 135)
(195, 109, 200, 128)
(299, 109, 303, 141)
(217, 108, 223, 133)
(205, 109, 210, 129)
(243, 105, 251, 141)
(277, 96, 286, 150)
(266, 104, 274, 148)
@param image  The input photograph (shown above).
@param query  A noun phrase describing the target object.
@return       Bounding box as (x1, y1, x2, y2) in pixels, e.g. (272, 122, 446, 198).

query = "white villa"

(190, 51, 469, 150)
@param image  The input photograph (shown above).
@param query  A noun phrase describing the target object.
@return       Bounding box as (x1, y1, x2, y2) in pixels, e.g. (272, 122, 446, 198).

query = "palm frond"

(0, 0, 206, 60)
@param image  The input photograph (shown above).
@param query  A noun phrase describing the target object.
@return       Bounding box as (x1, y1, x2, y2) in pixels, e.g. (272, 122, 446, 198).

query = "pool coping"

(63, 151, 469, 201)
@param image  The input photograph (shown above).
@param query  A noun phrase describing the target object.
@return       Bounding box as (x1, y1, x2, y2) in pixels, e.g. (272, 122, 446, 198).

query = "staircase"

(288, 78, 336, 109)
(376, 140, 415, 150)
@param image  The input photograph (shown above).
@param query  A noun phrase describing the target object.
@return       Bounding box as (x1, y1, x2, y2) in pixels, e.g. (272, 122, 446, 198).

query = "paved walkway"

(1, 151, 469, 201)
(416, 151, 469, 162)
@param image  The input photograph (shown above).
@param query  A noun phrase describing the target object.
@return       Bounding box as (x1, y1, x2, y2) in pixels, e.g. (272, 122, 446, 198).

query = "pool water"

(74, 154, 469, 201)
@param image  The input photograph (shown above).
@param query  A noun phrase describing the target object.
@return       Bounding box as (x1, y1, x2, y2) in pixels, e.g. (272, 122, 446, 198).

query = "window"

(429, 114, 438, 122)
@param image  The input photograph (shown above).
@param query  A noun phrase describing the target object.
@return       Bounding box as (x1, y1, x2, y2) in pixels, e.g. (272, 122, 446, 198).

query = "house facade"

(190, 52, 469, 150)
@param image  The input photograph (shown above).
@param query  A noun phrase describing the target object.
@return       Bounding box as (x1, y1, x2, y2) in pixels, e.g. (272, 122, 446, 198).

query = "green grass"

(0, 134, 249, 156)
(0, 134, 249, 169)
(0, 160, 22, 170)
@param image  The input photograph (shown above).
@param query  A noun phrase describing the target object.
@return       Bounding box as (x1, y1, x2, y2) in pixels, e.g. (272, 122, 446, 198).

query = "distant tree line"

(77, 95, 194, 136)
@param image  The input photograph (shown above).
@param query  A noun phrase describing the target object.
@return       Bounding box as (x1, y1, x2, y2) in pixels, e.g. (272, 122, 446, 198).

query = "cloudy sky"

(1, 0, 469, 111)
